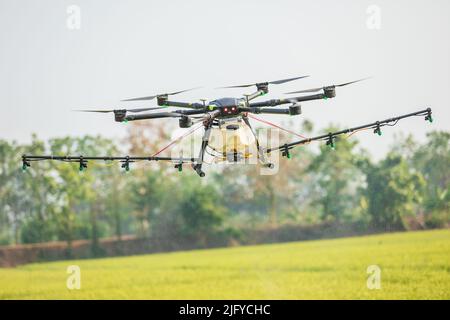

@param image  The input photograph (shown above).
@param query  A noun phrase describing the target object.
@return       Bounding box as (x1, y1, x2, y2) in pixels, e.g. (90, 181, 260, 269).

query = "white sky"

(0, 0, 449, 159)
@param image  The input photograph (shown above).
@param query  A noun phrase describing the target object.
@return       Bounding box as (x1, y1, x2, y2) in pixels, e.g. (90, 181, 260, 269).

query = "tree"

(49, 136, 104, 256)
(0, 139, 20, 244)
(412, 132, 450, 212)
(130, 169, 165, 238)
(409, 131, 450, 227)
(362, 153, 424, 230)
(1, 136, 57, 245)
(21, 135, 59, 244)
(176, 176, 226, 240)
(130, 170, 226, 242)
(125, 120, 177, 237)
(307, 127, 366, 222)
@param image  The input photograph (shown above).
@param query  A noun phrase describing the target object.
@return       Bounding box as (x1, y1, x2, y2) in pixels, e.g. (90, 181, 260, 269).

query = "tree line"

(0, 120, 448, 254)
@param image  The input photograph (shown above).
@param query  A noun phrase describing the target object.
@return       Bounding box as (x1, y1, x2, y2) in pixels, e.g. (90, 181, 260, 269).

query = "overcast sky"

(0, 0, 449, 158)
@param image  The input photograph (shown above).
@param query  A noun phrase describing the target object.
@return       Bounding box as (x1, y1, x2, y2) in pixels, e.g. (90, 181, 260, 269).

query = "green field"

(1, 229, 449, 299)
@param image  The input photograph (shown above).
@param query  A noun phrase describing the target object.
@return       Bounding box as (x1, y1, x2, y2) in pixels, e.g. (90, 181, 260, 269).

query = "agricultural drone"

(22, 75, 433, 177)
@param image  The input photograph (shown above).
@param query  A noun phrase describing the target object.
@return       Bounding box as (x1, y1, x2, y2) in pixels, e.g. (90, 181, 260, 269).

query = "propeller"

(74, 107, 166, 113)
(218, 75, 309, 89)
(285, 77, 371, 95)
(121, 87, 201, 102)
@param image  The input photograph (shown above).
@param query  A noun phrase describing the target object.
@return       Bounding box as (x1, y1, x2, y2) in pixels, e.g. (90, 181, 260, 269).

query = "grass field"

(0, 229, 449, 299)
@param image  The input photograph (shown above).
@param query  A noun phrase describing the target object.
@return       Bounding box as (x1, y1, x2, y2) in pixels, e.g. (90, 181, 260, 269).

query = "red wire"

(151, 123, 203, 157)
(346, 127, 370, 138)
(247, 114, 309, 139)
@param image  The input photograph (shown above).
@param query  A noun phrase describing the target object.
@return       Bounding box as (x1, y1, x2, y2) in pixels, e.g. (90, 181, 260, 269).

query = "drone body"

(23, 75, 433, 177)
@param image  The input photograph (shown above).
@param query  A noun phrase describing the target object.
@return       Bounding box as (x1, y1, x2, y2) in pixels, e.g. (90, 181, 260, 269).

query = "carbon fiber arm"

(248, 93, 327, 108)
(124, 109, 206, 121)
(240, 107, 291, 115)
(160, 100, 205, 109)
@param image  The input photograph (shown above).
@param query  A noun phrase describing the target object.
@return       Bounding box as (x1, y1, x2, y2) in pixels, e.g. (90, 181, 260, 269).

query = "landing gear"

(192, 164, 206, 177)
(242, 115, 273, 168)
(192, 120, 213, 177)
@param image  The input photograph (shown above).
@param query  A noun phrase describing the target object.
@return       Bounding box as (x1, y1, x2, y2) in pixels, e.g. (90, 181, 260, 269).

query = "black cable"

(383, 119, 399, 127)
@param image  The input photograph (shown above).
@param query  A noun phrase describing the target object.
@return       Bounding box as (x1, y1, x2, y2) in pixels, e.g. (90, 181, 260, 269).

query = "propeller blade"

(74, 109, 115, 113)
(167, 87, 201, 96)
(74, 107, 165, 114)
(121, 95, 157, 102)
(268, 75, 310, 85)
(126, 107, 166, 113)
(336, 77, 371, 87)
(285, 77, 371, 95)
(218, 75, 309, 89)
(218, 83, 255, 89)
(285, 87, 323, 95)
(121, 87, 201, 102)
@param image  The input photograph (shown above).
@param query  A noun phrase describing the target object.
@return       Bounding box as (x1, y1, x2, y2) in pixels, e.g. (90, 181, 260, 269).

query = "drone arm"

(125, 113, 179, 121)
(265, 108, 432, 154)
(290, 93, 327, 102)
(241, 107, 290, 115)
(244, 89, 267, 102)
(248, 99, 288, 108)
(124, 109, 205, 121)
(162, 100, 205, 109)
(248, 93, 328, 108)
